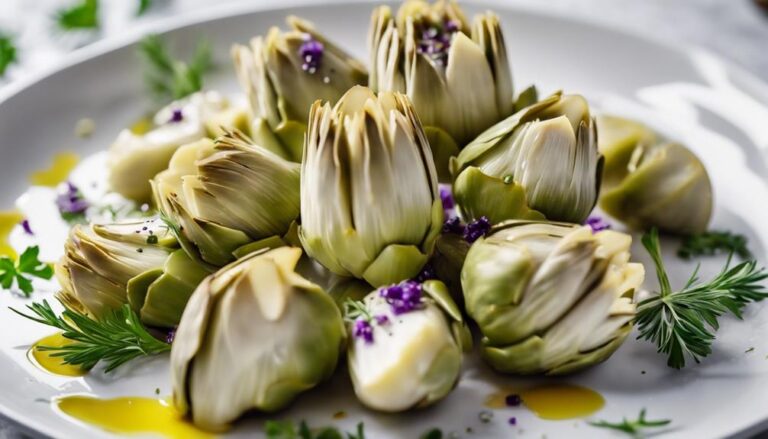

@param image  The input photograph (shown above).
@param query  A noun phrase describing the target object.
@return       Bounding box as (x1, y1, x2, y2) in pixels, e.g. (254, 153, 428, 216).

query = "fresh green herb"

(678, 230, 751, 260)
(60, 210, 88, 225)
(264, 420, 365, 439)
(138, 0, 152, 16)
(138, 34, 212, 103)
(589, 409, 671, 437)
(343, 298, 372, 322)
(0, 34, 17, 76)
(420, 429, 443, 439)
(0, 247, 54, 297)
(635, 228, 768, 368)
(57, 0, 99, 30)
(10, 300, 170, 372)
(146, 235, 159, 244)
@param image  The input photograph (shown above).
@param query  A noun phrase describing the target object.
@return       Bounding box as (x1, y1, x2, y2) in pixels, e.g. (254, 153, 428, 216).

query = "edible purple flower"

(354, 319, 374, 344)
(416, 20, 460, 65)
(379, 280, 424, 315)
(299, 35, 324, 74)
(586, 216, 611, 233)
(414, 263, 437, 283)
(508, 417, 517, 426)
(168, 108, 184, 123)
(442, 216, 464, 235)
(374, 314, 390, 325)
(463, 216, 491, 243)
(165, 327, 177, 344)
(20, 219, 33, 236)
(56, 182, 88, 214)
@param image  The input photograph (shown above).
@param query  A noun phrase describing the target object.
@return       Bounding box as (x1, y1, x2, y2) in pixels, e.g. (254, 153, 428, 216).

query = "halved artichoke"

(108, 91, 250, 202)
(152, 131, 301, 268)
(461, 220, 644, 375)
(171, 247, 345, 431)
(232, 16, 368, 162)
(346, 280, 468, 411)
(597, 115, 713, 234)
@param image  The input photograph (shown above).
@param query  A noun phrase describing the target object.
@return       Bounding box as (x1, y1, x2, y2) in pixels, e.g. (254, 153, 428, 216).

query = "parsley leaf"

(589, 409, 671, 437)
(138, 34, 212, 103)
(0, 246, 54, 297)
(57, 0, 99, 31)
(0, 34, 17, 76)
(264, 420, 365, 439)
(678, 230, 751, 260)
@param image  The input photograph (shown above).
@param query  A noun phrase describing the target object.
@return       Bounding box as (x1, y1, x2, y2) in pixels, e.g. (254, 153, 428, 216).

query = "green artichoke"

(369, 0, 514, 180)
(299, 86, 443, 287)
(451, 92, 602, 224)
(152, 130, 301, 268)
(55, 218, 209, 327)
(346, 280, 469, 411)
(462, 220, 644, 375)
(232, 16, 368, 162)
(597, 115, 713, 234)
(108, 91, 249, 202)
(171, 247, 345, 431)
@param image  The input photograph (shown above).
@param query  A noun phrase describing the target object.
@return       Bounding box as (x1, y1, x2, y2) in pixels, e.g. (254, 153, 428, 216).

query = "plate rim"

(1, 1, 767, 438)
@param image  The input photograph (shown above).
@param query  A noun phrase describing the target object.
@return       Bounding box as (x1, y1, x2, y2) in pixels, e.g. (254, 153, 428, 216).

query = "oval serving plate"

(1, 1, 768, 438)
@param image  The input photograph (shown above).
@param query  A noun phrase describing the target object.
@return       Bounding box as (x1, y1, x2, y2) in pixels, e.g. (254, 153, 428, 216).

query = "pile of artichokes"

(53, 0, 715, 431)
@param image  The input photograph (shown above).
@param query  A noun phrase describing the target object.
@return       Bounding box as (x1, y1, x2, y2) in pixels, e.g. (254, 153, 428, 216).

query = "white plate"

(2, 1, 768, 438)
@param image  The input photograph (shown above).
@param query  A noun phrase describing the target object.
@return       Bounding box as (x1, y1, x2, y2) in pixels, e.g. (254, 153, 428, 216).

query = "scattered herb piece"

(508, 417, 517, 426)
(154, 387, 160, 395)
(746, 347, 755, 353)
(57, 0, 99, 30)
(678, 230, 751, 260)
(138, 34, 212, 103)
(10, 300, 170, 372)
(589, 409, 671, 437)
(0, 34, 17, 76)
(264, 420, 365, 439)
(635, 228, 768, 368)
(505, 394, 521, 407)
(343, 299, 390, 344)
(137, 0, 152, 16)
(0, 246, 53, 297)
(478, 410, 493, 423)
(420, 428, 443, 439)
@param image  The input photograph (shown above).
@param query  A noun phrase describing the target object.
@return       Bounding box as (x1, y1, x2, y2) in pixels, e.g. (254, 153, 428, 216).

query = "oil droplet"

(520, 384, 605, 420)
(0, 210, 23, 258)
(29, 152, 79, 187)
(29, 333, 87, 377)
(131, 117, 153, 135)
(56, 395, 214, 439)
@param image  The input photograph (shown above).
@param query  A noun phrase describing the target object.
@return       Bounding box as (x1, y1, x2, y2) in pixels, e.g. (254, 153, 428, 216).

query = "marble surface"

(0, 0, 766, 438)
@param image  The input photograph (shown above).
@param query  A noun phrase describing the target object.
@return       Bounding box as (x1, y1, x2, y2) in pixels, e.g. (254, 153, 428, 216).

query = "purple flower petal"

(299, 36, 324, 73)
(56, 182, 88, 214)
(354, 319, 374, 344)
(463, 216, 491, 243)
(20, 219, 33, 236)
(586, 216, 611, 233)
(169, 108, 184, 123)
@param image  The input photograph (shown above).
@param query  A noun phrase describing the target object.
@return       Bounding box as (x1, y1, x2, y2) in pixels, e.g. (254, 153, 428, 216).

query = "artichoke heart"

(346, 280, 468, 412)
(461, 220, 644, 375)
(451, 92, 602, 224)
(232, 16, 368, 162)
(171, 247, 345, 431)
(299, 86, 443, 287)
(152, 130, 301, 268)
(597, 115, 713, 234)
(108, 91, 250, 202)
(369, 0, 514, 179)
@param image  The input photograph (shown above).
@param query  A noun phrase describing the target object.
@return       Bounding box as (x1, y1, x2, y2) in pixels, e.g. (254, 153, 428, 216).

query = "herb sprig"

(636, 229, 768, 368)
(0, 247, 54, 297)
(138, 0, 152, 16)
(0, 34, 17, 76)
(10, 300, 170, 372)
(138, 34, 212, 103)
(265, 420, 365, 439)
(678, 230, 751, 260)
(589, 409, 671, 437)
(57, 0, 99, 31)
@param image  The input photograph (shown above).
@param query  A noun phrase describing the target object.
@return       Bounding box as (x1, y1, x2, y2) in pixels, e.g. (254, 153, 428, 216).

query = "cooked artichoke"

(108, 91, 249, 202)
(152, 131, 301, 268)
(346, 280, 468, 411)
(597, 115, 713, 234)
(55, 218, 208, 327)
(451, 92, 602, 224)
(461, 220, 644, 375)
(232, 16, 368, 162)
(171, 247, 345, 431)
(369, 0, 514, 179)
(299, 86, 443, 287)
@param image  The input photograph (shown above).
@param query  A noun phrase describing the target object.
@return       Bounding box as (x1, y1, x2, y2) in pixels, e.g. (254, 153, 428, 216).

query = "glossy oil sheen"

(0, 210, 22, 257)
(520, 384, 605, 420)
(29, 333, 87, 377)
(29, 152, 79, 187)
(56, 395, 214, 439)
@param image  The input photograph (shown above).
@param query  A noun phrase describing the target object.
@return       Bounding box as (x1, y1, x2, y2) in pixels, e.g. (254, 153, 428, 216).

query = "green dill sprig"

(635, 228, 768, 369)
(589, 409, 671, 437)
(138, 34, 212, 103)
(0, 34, 17, 76)
(0, 246, 54, 297)
(264, 420, 365, 439)
(343, 298, 373, 323)
(10, 300, 170, 372)
(57, 0, 99, 31)
(678, 230, 751, 260)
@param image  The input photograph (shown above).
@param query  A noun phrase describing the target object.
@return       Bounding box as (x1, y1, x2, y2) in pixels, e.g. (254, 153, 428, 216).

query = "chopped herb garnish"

(678, 230, 751, 260)
(138, 34, 212, 103)
(137, 0, 152, 16)
(56, 182, 88, 224)
(0, 246, 54, 297)
(420, 428, 443, 439)
(10, 300, 170, 372)
(635, 228, 768, 368)
(146, 235, 159, 244)
(264, 419, 365, 439)
(0, 34, 17, 76)
(589, 409, 671, 437)
(57, 0, 99, 30)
